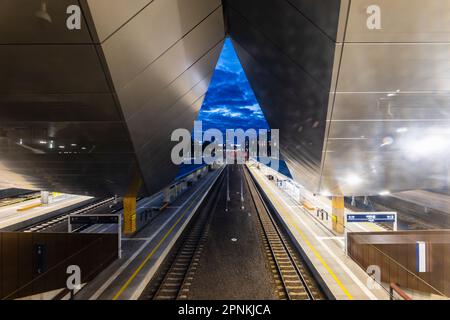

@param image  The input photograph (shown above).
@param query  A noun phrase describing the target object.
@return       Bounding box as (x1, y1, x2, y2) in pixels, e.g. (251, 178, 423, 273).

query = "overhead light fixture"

(380, 136, 394, 147)
(39, 140, 47, 144)
(404, 136, 449, 158)
(379, 190, 391, 196)
(59, 145, 65, 149)
(320, 190, 332, 197)
(345, 174, 363, 186)
(35, 1, 52, 23)
(397, 127, 408, 133)
(71, 143, 77, 147)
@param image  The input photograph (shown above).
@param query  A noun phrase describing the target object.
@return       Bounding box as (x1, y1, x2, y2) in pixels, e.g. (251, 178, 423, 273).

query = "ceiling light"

(59, 146, 65, 149)
(320, 190, 332, 197)
(39, 140, 47, 144)
(346, 174, 363, 186)
(381, 136, 394, 147)
(379, 190, 391, 196)
(404, 136, 449, 157)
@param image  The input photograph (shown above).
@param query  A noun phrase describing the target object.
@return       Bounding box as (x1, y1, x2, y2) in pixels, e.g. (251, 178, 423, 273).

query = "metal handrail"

(390, 283, 413, 300)
(347, 235, 447, 298)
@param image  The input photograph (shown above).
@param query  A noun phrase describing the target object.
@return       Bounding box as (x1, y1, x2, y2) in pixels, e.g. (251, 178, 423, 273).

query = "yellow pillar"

(123, 174, 142, 235)
(332, 196, 345, 234)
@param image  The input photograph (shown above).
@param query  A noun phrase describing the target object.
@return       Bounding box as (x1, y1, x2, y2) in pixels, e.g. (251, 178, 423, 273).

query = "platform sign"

(69, 215, 119, 226)
(346, 213, 396, 223)
(68, 214, 122, 259)
(344, 211, 397, 256)
(345, 212, 397, 231)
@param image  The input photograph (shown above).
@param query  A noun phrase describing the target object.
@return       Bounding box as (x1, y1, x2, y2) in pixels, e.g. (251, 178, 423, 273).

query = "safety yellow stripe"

(251, 168, 354, 300)
(112, 189, 203, 300)
(17, 203, 42, 212)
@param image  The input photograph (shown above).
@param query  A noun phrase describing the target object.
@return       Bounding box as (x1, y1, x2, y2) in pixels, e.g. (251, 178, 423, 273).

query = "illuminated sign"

(346, 213, 396, 223)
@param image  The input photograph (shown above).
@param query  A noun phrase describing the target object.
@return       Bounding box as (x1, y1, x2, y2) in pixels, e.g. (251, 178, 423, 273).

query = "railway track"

(140, 165, 325, 300)
(243, 167, 325, 300)
(0, 192, 40, 208)
(21, 197, 117, 233)
(140, 171, 225, 300)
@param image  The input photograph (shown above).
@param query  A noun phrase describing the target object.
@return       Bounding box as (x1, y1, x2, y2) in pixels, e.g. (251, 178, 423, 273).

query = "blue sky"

(196, 38, 269, 133)
(190, 40, 291, 177)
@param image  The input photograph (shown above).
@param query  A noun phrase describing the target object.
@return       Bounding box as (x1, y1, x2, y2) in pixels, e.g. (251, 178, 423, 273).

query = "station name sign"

(346, 213, 396, 223)
(69, 215, 119, 225)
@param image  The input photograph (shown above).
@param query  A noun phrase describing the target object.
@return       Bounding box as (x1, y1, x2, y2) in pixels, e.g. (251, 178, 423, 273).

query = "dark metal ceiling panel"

(286, 0, 342, 40)
(226, 0, 449, 196)
(85, 0, 153, 42)
(226, 0, 337, 88)
(0, 2, 137, 195)
(225, 0, 338, 192)
(96, 0, 225, 195)
(0, 45, 110, 94)
(321, 0, 450, 196)
(127, 44, 223, 150)
(0, 0, 93, 44)
(100, 0, 222, 89)
(117, 9, 225, 120)
(0, 0, 225, 196)
(137, 92, 209, 194)
(345, 0, 450, 43)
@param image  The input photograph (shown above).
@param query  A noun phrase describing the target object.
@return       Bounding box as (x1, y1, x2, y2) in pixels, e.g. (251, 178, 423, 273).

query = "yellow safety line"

(250, 167, 354, 300)
(112, 188, 204, 300)
(363, 222, 384, 232)
(17, 203, 42, 212)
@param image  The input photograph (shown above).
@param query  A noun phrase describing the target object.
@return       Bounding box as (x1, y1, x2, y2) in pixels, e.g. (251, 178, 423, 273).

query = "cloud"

(197, 39, 269, 133)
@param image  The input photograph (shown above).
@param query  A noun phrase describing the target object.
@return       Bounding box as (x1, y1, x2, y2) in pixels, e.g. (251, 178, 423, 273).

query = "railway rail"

(243, 166, 325, 300)
(0, 192, 40, 208)
(21, 197, 117, 233)
(140, 171, 225, 300)
(140, 165, 325, 300)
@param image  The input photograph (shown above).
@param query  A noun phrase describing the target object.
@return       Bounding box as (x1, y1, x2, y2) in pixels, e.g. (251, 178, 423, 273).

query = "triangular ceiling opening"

(178, 38, 291, 178)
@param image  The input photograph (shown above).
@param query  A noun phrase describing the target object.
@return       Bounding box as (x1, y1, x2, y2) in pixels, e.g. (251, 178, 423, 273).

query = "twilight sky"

(190, 39, 291, 177)
(196, 38, 269, 133)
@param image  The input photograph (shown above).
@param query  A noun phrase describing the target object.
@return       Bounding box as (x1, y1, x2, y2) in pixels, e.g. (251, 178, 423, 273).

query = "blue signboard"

(346, 214, 396, 223)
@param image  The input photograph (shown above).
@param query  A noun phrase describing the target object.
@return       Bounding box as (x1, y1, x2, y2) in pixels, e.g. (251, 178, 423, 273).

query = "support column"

(40, 191, 49, 205)
(123, 175, 142, 236)
(332, 196, 345, 234)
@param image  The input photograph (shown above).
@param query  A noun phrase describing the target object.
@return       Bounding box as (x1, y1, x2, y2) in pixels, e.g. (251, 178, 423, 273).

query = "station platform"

(0, 195, 92, 230)
(74, 167, 224, 300)
(247, 164, 390, 300)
